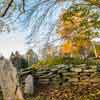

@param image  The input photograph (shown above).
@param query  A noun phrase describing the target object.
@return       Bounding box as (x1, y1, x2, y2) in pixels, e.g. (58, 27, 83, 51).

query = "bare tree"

(0, 0, 99, 47)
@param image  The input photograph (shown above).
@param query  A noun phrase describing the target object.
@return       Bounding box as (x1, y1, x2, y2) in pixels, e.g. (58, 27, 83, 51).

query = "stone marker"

(24, 74, 34, 95)
(0, 58, 18, 100)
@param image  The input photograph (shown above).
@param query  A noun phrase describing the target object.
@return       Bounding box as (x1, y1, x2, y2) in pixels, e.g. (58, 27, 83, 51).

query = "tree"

(0, 0, 100, 48)
(0, 0, 100, 17)
(0, 0, 24, 17)
(85, 0, 100, 8)
(26, 49, 38, 66)
(57, 4, 100, 57)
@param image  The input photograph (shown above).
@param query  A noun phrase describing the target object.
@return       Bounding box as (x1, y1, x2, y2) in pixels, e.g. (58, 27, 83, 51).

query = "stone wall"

(35, 64, 99, 86)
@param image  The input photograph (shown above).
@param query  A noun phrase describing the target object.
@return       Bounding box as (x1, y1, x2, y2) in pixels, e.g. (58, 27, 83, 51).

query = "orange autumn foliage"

(60, 36, 91, 56)
(60, 40, 73, 54)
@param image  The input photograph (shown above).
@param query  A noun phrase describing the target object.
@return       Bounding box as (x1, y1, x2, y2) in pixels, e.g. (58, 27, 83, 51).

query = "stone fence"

(35, 64, 99, 85)
(20, 63, 100, 89)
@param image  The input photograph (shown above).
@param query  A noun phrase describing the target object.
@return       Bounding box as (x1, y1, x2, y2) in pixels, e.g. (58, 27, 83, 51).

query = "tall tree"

(57, 4, 100, 57)
(0, 0, 100, 50)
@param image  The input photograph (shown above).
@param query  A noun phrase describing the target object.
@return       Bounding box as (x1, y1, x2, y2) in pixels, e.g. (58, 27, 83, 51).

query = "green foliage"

(95, 45, 100, 51)
(32, 56, 100, 70)
(32, 56, 64, 69)
(63, 56, 84, 64)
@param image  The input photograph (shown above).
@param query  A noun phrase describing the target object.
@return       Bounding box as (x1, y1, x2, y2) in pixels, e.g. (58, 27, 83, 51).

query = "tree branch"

(0, 0, 14, 17)
(20, 0, 25, 14)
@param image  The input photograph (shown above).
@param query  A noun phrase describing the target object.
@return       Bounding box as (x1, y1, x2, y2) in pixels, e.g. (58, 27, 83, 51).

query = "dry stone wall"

(19, 63, 100, 95)
(35, 64, 99, 86)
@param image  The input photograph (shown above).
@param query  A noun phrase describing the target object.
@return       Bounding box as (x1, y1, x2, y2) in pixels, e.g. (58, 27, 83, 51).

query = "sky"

(0, 31, 27, 58)
(0, 0, 34, 58)
(0, 0, 79, 58)
(0, 0, 68, 58)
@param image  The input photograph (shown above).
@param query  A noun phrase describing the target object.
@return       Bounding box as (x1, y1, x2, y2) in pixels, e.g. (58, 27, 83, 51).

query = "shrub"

(32, 56, 64, 69)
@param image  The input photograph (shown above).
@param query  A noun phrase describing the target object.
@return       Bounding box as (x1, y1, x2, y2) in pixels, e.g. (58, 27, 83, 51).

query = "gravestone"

(24, 74, 34, 95)
(0, 58, 18, 100)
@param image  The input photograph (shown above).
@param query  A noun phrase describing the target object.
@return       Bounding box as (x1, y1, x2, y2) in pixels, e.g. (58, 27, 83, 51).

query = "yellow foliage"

(74, 12, 82, 17)
(60, 40, 73, 54)
(58, 12, 84, 38)
(58, 20, 74, 37)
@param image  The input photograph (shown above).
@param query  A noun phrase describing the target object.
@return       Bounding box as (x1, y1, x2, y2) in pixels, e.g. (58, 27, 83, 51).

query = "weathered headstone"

(24, 74, 34, 95)
(0, 58, 18, 100)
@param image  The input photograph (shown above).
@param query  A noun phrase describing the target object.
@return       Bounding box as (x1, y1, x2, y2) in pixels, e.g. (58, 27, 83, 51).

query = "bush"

(32, 56, 64, 69)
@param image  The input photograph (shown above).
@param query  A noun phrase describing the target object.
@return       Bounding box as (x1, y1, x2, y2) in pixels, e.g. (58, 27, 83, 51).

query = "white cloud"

(0, 31, 27, 58)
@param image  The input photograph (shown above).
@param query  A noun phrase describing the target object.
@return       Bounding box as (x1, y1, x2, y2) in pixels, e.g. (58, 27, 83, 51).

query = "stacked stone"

(35, 64, 98, 86)
(20, 63, 99, 95)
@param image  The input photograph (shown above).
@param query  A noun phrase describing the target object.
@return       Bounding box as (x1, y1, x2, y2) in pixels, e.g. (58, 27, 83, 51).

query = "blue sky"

(0, 0, 72, 58)
(0, 32, 27, 57)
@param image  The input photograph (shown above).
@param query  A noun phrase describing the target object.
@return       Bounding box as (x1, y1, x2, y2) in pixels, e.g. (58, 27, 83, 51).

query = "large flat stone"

(71, 68, 82, 72)
(83, 69, 96, 73)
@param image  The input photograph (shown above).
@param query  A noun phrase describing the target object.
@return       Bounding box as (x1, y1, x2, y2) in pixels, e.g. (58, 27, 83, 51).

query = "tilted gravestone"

(0, 58, 18, 100)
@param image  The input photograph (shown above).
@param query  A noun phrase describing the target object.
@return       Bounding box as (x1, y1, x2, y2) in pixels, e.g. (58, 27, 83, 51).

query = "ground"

(25, 73, 100, 100)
